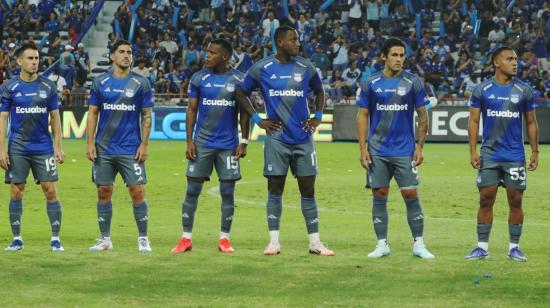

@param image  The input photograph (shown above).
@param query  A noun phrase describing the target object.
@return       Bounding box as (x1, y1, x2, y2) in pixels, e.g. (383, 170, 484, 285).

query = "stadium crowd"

(1, 0, 550, 106)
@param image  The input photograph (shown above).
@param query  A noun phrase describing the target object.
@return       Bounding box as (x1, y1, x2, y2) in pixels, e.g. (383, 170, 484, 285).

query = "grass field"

(0, 140, 549, 307)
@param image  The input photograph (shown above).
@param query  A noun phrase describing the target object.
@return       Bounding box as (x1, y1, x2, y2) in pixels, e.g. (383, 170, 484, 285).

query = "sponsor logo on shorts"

(102, 103, 136, 111)
(268, 89, 304, 97)
(189, 165, 195, 172)
(267, 164, 273, 171)
(376, 103, 408, 111)
(201, 98, 235, 106)
(486, 109, 519, 118)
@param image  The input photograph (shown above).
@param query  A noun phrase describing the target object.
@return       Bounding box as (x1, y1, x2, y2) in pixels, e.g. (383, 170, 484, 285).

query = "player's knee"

(299, 186, 314, 198)
(10, 184, 25, 200)
(129, 185, 145, 203)
(373, 187, 389, 198)
(400, 189, 417, 199)
(219, 181, 235, 197)
(479, 193, 495, 208)
(507, 192, 523, 209)
(41, 184, 58, 202)
(97, 185, 113, 203)
(268, 177, 285, 195)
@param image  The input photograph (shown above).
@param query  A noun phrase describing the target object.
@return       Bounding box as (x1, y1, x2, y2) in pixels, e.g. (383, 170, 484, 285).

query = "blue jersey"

(0, 76, 59, 155)
(357, 71, 429, 157)
(469, 78, 535, 162)
(88, 71, 154, 155)
(188, 68, 244, 150)
(239, 55, 322, 145)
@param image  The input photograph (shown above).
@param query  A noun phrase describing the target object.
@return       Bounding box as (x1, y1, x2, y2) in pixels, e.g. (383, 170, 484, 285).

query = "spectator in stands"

(48, 67, 68, 96)
(160, 32, 179, 56)
(59, 44, 76, 90)
(342, 61, 361, 96)
(454, 50, 474, 91)
(155, 68, 170, 94)
(167, 64, 187, 95)
(310, 44, 330, 78)
(348, 0, 363, 30)
(75, 43, 91, 86)
(262, 10, 280, 38)
(25, 4, 41, 32)
(328, 69, 346, 103)
(132, 58, 150, 78)
(366, 0, 380, 32)
(518, 49, 540, 85)
(331, 36, 349, 72)
(44, 12, 62, 33)
(154, 46, 173, 72)
(67, 8, 83, 34)
(461, 71, 481, 99)
(181, 41, 201, 68)
(211, 0, 226, 23)
(488, 24, 505, 51)
(532, 27, 547, 59)
(47, 33, 63, 66)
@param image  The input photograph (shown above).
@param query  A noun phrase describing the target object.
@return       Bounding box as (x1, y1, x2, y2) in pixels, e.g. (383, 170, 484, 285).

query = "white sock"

(478, 242, 489, 251)
(14, 236, 22, 241)
(414, 237, 424, 247)
(51, 236, 60, 241)
(307, 232, 320, 245)
(509, 243, 519, 250)
(138, 236, 148, 240)
(377, 239, 387, 246)
(182, 232, 192, 239)
(269, 230, 280, 242)
(220, 232, 230, 240)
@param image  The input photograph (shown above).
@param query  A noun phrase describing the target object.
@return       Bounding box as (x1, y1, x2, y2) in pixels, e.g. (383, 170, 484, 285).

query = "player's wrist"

(314, 111, 323, 121)
(251, 113, 262, 125)
(240, 138, 249, 145)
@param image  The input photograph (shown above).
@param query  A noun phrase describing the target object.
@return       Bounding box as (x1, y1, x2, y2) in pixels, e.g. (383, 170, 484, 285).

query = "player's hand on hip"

(302, 118, 320, 134)
(470, 152, 480, 170)
(359, 148, 371, 169)
(135, 144, 148, 164)
(528, 152, 538, 171)
(186, 141, 196, 160)
(54, 147, 65, 164)
(0, 151, 9, 170)
(236, 143, 247, 159)
(413, 146, 424, 167)
(86, 144, 97, 162)
(258, 119, 282, 135)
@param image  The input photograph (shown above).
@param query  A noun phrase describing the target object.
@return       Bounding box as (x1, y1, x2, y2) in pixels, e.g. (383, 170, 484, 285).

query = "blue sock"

(301, 197, 319, 234)
(182, 181, 203, 232)
(219, 182, 235, 234)
(46, 200, 62, 237)
(266, 193, 282, 231)
(133, 202, 148, 237)
(9, 199, 23, 237)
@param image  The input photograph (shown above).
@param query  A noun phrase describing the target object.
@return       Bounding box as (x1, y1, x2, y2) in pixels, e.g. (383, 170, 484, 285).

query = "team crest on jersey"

(397, 87, 407, 96)
(226, 84, 235, 92)
(293, 73, 303, 82)
(510, 94, 519, 104)
(125, 89, 135, 98)
(39, 90, 47, 98)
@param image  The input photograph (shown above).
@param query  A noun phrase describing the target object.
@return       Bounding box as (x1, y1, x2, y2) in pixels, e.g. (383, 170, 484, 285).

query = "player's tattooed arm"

(135, 107, 152, 164)
(50, 110, 65, 164)
(235, 86, 281, 134)
(0, 112, 9, 170)
(468, 107, 481, 169)
(186, 98, 198, 160)
(525, 110, 539, 171)
(86, 105, 100, 162)
(413, 106, 429, 166)
(237, 107, 250, 159)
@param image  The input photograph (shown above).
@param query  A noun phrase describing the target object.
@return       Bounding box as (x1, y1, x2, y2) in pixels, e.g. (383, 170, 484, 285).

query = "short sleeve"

(239, 64, 260, 94)
(0, 84, 11, 112)
(307, 60, 322, 91)
(524, 87, 535, 112)
(141, 78, 154, 108)
(47, 84, 60, 111)
(413, 77, 429, 108)
(187, 72, 201, 99)
(469, 85, 482, 108)
(356, 80, 370, 109)
(88, 79, 100, 106)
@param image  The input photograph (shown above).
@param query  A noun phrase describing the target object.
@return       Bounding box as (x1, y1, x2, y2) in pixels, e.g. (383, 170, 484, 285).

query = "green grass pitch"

(0, 140, 549, 306)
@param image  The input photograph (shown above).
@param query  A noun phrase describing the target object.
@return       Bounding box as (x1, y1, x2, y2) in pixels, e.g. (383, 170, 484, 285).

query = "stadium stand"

(1, 0, 549, 107)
